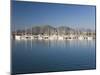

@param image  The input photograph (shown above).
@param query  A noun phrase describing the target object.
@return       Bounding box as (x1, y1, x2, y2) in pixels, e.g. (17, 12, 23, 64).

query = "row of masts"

(12, 26, 95, 40)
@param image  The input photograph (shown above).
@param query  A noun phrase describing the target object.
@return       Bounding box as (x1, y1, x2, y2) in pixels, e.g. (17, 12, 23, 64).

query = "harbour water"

(12, 39, 96, 74)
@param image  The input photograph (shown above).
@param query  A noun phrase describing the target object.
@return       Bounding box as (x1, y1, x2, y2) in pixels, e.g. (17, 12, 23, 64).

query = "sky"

(11, 1, 96, 31)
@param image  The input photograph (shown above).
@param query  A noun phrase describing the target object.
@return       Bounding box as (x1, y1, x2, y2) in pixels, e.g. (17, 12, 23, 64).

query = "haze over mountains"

(13, 25, 95, 35)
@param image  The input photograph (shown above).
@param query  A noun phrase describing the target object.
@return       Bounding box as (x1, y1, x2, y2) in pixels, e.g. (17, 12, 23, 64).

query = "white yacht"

(15, 35, 21, 40)
(78, 36, 84, 40)
(87, 37, 93, 40)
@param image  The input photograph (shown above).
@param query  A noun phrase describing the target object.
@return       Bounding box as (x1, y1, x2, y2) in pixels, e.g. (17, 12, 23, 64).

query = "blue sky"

(11, 1, 96, 31)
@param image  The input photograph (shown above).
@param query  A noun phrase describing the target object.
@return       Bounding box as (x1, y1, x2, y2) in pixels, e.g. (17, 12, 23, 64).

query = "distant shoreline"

(12, 25, 95, 40)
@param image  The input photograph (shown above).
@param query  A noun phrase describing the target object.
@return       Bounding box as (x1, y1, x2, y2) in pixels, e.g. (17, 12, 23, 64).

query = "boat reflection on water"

(13, 39, 95, 50)
(12, 39, 96, 74)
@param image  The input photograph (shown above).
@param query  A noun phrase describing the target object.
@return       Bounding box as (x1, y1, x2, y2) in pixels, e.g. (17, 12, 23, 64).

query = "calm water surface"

(12, 40, 96, 74)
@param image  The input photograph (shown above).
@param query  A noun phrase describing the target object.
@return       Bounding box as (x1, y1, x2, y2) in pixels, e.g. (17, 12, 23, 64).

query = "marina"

(12, 25, 95, 41)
